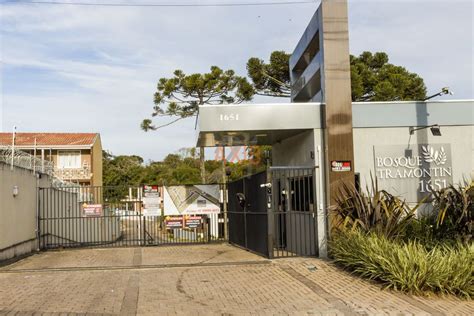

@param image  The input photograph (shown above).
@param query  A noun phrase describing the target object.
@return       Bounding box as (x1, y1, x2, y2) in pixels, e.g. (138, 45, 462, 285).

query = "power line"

(3, 0, 317, 8)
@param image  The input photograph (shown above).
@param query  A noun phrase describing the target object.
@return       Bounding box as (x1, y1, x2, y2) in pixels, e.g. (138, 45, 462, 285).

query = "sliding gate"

(228, 167, 318, 258)
(38, 186, 222, 249)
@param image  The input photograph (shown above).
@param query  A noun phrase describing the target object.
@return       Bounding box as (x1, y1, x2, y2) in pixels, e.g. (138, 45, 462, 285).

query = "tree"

(103, 148, 268, 187)
(350, 52, 426, 101)
(247, 51, 291, 97)
(103, 151, 145, 187)
(246, 50, 427, 101)
(141, 66, 254, 183)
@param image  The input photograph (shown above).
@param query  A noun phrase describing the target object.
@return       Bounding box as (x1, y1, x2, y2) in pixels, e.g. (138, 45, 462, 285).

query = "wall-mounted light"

(423, 87, 453, 101)
(13, 186, 19, 197)
(409, 124, 442, 136)
(430, 125, 442, 136)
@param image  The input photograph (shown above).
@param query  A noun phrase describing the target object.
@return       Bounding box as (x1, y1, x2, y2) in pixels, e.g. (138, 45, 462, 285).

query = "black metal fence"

(39, 168, 318, 258)
(227, 167, 318, 258)
(38, 186, 223, 249)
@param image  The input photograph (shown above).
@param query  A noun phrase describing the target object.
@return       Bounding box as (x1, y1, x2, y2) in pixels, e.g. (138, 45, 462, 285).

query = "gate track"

(0, 260, 271, 274)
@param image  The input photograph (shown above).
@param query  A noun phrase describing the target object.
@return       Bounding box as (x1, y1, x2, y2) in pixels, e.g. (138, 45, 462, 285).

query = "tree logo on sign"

(422, 146, 447, 165)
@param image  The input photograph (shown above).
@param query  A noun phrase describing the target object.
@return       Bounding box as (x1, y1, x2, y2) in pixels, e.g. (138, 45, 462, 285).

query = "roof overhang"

(196, 103, 322, 147)
(196, 99, 474, 147)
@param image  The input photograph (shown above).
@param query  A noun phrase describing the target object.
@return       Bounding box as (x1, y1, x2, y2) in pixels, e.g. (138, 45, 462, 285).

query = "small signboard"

(165, 216, 184, 229)
(165, 215, 203, 229)
(143, 208, 161, 217)
(82, 204, 103, 217)
(144, 185, 159, 193)
(163, 185, 221, 215)
(331, 161, 352, 172)
(143, 185, 162, 216)
(185, 216, 202, 229)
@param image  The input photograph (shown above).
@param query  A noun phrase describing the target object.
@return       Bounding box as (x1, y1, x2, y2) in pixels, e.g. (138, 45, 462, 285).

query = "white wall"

(353, 125, 474, 198)
(0, 163, 51, 261)
(270, 125, 473, 257)
(272, 130, 316, 167)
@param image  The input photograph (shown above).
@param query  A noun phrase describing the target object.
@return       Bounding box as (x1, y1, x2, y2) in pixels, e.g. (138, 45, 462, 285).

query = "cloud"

(0, 0, 472, 161)
(348, 0, 473, 98)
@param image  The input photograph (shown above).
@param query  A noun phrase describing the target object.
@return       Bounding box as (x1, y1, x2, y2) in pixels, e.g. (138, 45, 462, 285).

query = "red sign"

(331, 161, 352, 172)
(143, 185, 159, 194)
(185, 216, 202, 229)
(82, 204, 103, 217)
(165, 215, 203, 229)
(165, 216, 184, 229)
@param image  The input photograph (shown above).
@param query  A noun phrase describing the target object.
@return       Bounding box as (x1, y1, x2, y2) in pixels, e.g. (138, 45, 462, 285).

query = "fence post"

(207, 216, 211, 243)
(266, 168, 274, 259)
(36, 185, 41, 251)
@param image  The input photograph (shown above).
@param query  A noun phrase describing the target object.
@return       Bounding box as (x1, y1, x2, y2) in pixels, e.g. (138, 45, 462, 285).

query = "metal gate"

(38, 186, 221, 250)
(270, 167, 318, 258)
(228, 171, 269, 257)
(227, 167, 318, 258)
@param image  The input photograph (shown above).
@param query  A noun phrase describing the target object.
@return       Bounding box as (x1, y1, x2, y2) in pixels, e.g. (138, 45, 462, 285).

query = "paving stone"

(0, 244, 472, 315)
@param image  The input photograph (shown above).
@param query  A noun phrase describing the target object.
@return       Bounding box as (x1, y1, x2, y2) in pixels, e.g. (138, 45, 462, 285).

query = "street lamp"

(423, 87, 453, 101)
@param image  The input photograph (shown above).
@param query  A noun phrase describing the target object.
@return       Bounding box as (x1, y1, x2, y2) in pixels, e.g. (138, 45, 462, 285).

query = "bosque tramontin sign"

(374, 144, 452, 201)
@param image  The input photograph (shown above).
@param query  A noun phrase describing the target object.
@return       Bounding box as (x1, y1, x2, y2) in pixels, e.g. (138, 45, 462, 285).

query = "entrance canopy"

(196, 103, 322, 147)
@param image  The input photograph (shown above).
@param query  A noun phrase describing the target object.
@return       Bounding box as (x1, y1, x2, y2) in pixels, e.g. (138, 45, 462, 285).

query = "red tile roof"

(0, 133, 98, 147)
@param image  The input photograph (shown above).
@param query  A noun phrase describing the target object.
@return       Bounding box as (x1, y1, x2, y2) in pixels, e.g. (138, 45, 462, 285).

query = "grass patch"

(329, 230, 474, 299)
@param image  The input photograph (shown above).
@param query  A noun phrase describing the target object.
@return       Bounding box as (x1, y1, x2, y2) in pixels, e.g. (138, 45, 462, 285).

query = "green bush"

(329, 230, 474, 298)
(332, 179, 421, 239)
(432, 184, 473, 244)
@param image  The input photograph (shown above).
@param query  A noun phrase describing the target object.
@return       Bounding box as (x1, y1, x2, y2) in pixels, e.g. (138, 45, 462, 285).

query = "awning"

(196, 103, 322, 147)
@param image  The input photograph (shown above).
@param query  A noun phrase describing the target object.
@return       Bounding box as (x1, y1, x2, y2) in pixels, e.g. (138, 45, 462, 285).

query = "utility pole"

(200, 147, 206, 184)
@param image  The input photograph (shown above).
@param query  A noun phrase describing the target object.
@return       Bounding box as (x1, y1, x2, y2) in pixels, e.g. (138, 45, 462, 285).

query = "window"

(57, 151, 81, 169)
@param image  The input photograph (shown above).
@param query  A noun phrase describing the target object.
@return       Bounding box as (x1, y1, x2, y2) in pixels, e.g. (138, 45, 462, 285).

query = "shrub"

(432, 184, 473, 244)
(329, 230, 474, 298)
(331, 178, 421, 239)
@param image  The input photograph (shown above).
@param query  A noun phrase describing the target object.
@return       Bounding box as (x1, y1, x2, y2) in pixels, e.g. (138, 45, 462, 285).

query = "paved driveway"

(0, 244, 472, 315)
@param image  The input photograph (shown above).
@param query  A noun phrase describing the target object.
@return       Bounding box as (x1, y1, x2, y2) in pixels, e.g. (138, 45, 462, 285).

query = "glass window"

(57, 151, 81, 169)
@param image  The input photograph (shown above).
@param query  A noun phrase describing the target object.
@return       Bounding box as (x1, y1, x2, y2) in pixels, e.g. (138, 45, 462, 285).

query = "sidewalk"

(0, 244, 472, 315)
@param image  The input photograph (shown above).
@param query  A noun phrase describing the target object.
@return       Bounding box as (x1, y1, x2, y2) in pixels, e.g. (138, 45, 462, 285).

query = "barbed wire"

(0, 146, 80, 188)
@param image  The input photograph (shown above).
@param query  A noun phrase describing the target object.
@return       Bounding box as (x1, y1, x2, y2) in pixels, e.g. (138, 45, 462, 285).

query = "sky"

(1, 0, 473, 161)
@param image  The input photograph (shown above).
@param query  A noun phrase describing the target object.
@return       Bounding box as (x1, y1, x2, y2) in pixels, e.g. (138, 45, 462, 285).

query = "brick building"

(0, 132, 103, 187)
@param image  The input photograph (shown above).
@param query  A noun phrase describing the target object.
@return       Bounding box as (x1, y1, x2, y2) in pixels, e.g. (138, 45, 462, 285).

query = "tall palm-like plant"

(332, 177, 422, 239)
(432, 184, 473, 243)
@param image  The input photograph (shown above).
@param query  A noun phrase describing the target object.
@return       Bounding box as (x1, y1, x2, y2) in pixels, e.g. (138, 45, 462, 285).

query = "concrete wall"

(353, 125, 474, 199)
(271, 124, 473, 256)
(0, 162, 51, 261)
(272, 130, 316, 167)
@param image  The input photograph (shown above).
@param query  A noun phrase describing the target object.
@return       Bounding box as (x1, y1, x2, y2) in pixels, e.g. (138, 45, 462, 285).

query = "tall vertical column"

(320, 0, 354, 223)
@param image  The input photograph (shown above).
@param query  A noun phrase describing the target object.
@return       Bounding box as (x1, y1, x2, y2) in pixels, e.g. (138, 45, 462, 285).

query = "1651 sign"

(374, 144, 452, 202)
